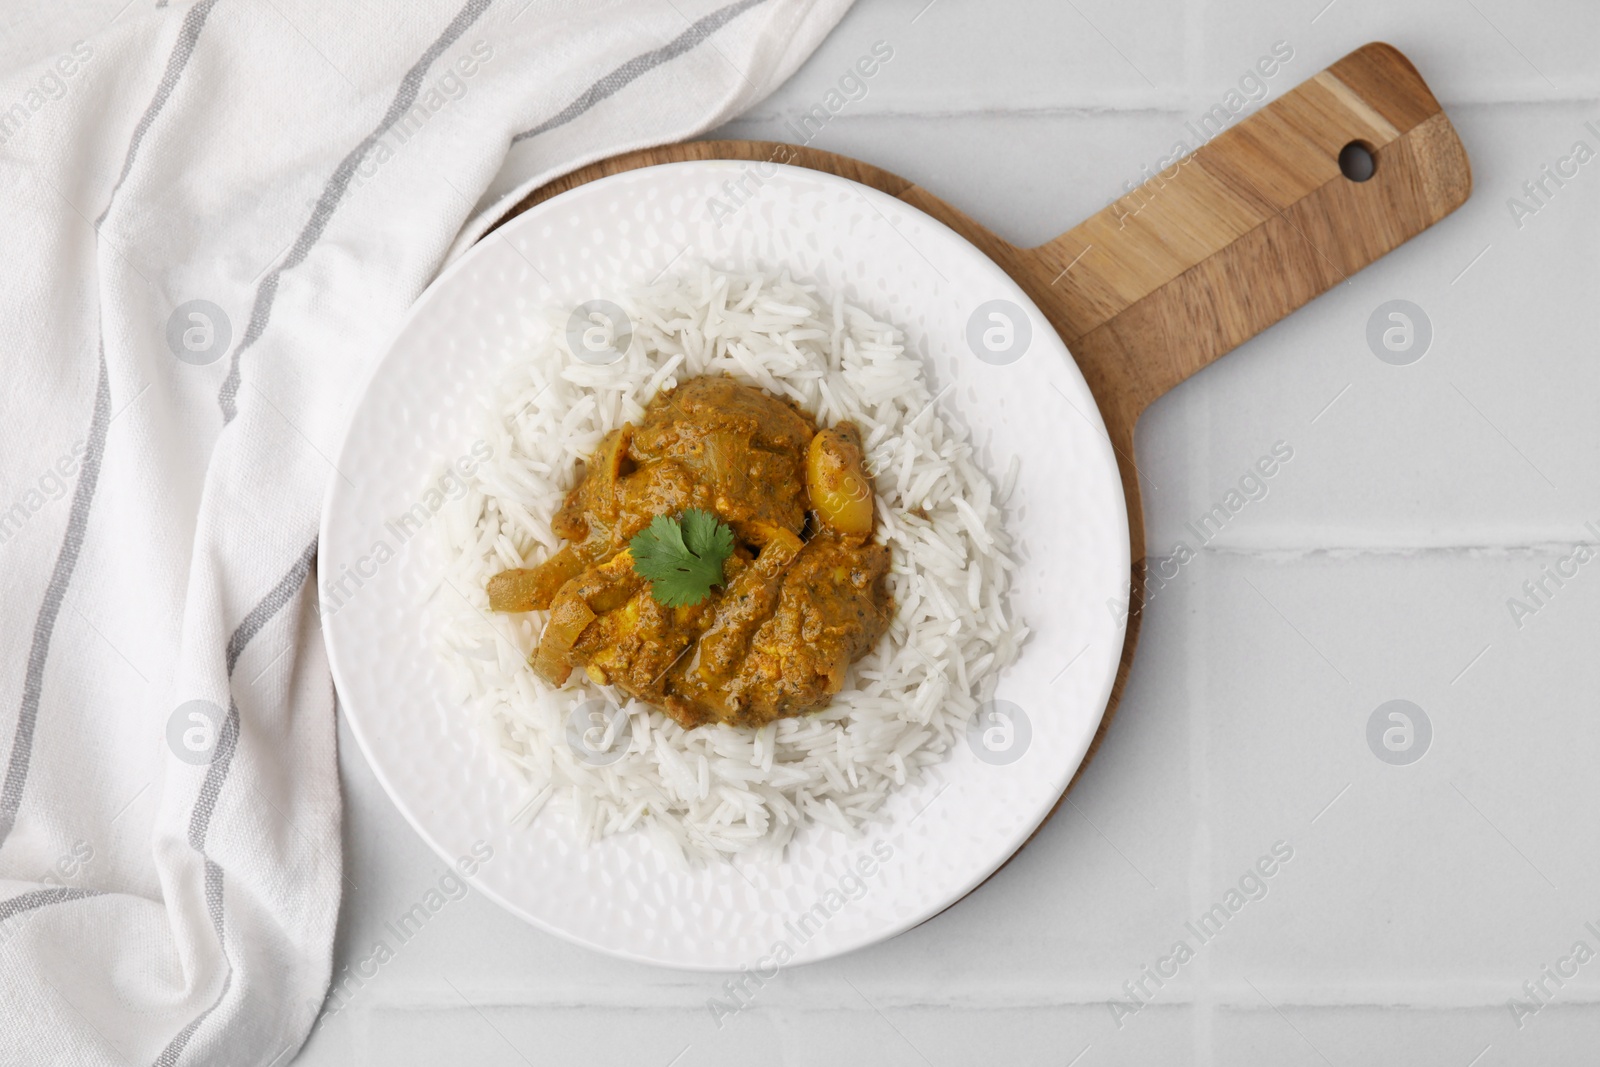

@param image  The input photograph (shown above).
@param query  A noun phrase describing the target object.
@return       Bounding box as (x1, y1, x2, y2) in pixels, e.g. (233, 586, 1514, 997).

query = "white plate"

(321, 160, 1129, 970)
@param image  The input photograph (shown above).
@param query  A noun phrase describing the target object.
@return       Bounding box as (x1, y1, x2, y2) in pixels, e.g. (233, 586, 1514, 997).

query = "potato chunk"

(806, 426, 874, 538)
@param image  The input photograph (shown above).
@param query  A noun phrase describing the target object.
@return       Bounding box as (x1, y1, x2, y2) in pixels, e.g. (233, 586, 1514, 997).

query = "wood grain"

(492, 42, 1470, 840)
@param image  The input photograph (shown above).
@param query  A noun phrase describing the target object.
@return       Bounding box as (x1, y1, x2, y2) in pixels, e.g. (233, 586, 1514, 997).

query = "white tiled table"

(295, 1, 1600, 1063)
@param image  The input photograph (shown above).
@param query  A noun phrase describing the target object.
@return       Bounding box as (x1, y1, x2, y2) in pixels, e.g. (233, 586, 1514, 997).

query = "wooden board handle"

(1024, 42, 1471, 446)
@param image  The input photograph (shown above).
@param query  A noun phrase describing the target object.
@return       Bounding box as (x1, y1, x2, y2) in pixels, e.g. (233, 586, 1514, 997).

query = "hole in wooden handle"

(1339, 140, 1377, 182)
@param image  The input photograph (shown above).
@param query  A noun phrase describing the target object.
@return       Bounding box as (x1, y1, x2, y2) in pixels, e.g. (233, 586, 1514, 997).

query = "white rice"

(432, 264, 1025, 864)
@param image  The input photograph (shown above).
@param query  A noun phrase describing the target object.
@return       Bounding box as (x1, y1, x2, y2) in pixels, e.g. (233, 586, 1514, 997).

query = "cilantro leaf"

(629, 509, 734, 607)
(680, 506, 733, 561)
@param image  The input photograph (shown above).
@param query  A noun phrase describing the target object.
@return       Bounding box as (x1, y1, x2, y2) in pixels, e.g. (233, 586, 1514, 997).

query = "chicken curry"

(487, 376, 892, 730)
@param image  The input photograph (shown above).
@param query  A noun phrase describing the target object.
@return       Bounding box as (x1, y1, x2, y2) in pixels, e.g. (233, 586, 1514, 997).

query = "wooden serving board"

(493, 42, 1470, 845)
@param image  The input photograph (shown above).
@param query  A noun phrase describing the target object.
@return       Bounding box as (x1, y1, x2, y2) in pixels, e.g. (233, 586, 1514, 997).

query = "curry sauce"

(487, 376, 892, 729)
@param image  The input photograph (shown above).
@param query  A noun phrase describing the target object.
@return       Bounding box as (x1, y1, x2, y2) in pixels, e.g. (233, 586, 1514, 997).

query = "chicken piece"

(666, 529, 805, 725)
(531, 550, 644, 685)
(723, 535, 892, 726)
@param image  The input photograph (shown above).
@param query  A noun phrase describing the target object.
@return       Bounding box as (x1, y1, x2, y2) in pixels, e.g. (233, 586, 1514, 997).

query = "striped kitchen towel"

(0, 0, 850, 1063)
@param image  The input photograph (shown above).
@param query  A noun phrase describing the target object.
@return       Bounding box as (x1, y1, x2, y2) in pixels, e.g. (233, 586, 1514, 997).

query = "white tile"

(1213, 1006, 1496, 1066)
(1215, 1004, 1600, 1066)
(360, 1003, 776, 1067)
(740, 0, 1188, 117)
(1196, 0, 1600, 104)
(1494, 1005, 1600, 1064)
(354, 1002, 1188, 1067)
(1159, 102, 1600, 548)
(1195, 549, 1600, 985)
